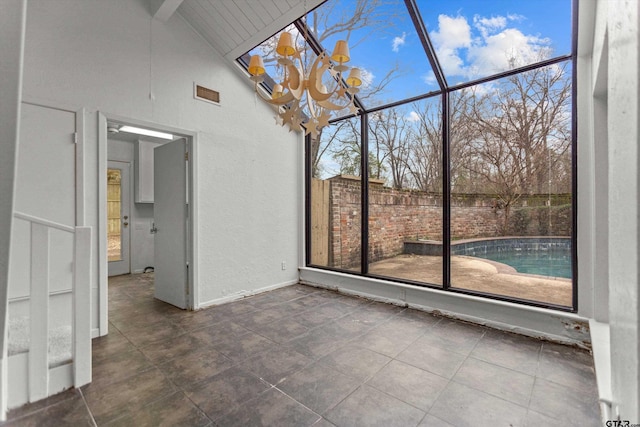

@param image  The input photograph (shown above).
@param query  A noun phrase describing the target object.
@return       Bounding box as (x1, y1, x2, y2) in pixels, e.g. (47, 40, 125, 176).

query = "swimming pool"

(475, 248, 571, 278)
(451, 237, 572, 279)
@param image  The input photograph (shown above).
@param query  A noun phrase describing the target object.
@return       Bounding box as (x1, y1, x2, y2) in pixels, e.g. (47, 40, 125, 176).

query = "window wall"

(301, 0, 575, 310)
(308, 117, 362, 272)
(450, 63, 573, 307)
(239, 0, 576, 310)
(366, 100, 444, 287)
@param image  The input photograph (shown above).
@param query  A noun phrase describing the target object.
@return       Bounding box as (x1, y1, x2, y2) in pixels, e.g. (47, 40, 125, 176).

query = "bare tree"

(367, 108, 412, 187)
(303, 0, 403, 178)
(403, 90, 475, 193)
(463, 61, 572, 228)
(405, 100, 442, 192)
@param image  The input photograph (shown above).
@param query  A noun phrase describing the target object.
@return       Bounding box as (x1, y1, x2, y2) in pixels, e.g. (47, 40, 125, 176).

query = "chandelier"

(247, 31, 362, 138)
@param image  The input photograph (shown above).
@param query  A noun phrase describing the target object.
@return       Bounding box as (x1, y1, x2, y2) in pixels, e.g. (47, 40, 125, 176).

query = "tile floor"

(4, 273, 601, 426)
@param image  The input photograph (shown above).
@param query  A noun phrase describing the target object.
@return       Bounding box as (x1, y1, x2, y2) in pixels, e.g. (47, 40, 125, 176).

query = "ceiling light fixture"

(247, 31, 362, 138)
(118, 126, 174, 140)
(107, 125, 120, 134)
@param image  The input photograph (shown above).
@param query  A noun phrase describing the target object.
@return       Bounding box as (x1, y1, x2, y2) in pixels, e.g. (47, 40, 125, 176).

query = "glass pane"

(450, 61, 573, 307)
(417, 0, 572, 87)
(107, 168, 122, 262)
(367, 99, 443, 286)
(306, 0, 436, 112)
(309, 116, 362, 272)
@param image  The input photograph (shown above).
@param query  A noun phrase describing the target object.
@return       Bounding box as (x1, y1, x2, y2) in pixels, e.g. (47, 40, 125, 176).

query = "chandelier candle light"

(248, 31, 362, 137)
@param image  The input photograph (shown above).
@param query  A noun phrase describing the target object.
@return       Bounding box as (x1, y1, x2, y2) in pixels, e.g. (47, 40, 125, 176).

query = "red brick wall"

(322, 176, 570, 269)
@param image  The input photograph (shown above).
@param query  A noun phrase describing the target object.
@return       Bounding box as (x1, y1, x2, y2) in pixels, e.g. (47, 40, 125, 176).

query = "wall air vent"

(194, 83, 220, 105)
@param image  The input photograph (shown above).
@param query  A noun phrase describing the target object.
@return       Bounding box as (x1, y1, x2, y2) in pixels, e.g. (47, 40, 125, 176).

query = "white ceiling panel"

(178, 0, 325, 60)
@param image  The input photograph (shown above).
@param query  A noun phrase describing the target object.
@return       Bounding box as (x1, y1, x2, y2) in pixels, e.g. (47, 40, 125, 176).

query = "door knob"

(123, 222, 129, 227)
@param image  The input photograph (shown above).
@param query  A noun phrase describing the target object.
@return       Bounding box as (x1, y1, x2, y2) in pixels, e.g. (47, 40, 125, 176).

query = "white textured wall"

(0, 0, 27, 419)
(606, 0, 640, 421)
(22, 0, 301, 329)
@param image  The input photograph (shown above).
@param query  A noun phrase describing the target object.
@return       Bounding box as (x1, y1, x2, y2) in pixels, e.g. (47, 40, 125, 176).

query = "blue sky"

(311, 0, 573, 107)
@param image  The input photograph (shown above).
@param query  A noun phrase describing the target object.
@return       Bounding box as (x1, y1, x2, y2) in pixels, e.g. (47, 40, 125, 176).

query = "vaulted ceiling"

(148, 0, 325, 61)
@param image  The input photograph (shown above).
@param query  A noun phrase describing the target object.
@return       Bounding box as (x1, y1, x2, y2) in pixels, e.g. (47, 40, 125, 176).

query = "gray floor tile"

(215, 388, 321, 427)
(418, 414, 455, 427)
(288, 327, 349, 359)
(529, 377, 600, 426)
(278, 362, 361, 414)
(91, 326, 136, 364)
(394, 308, 441, 328)
(139, 332, 207, 364)
(205, 299, 260, 318)
(524, 409, 564, 427)
(311, 419, 337, 427)
(356, 319, 425, 357)
(183, 366, 270, 422)
(115, 319, 186, 348)
(291, 302, 351, 329)
(319, 344, 391, 382)
(247, 316, 309, 343)
(234, 307, 290, 330)
(367, 360, 449, 412)
(158, 346, 234, 388)
(537, 342, 597, 392)
(102, 391, 210, 427)
(189, 321, 250, 347)
(209, 330, 276, 363)
(165, 307, 227, 331)
(418, 319, 486, 355)
(320, 315, 376, 340)
(25, 278, 602, 426)
(325, 385, 425, 427)
(82, 368, 176, 425)
(429, 381, 527, 427)
(470, 329, 542, 374)
(452, 357, 535, 407)
(240, 346, 312, 385)
(4, 390, 94, 427)
(91, 348, 153, 387)
(346, 301, 405, 326)
(266, 285, 318, 302)
(397, 336, 467, 379)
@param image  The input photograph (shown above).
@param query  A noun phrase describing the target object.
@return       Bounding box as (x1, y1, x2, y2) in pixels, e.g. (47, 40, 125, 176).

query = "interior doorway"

(99, 114, 198, 335)
(107, 161, 131, 276)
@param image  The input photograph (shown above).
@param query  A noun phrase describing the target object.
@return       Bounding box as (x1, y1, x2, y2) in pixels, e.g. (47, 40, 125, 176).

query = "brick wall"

(320, 176, 571, 269)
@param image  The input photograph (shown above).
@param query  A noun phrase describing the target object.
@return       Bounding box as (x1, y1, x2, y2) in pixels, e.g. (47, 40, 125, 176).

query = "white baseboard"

(197, 279, 298, 310)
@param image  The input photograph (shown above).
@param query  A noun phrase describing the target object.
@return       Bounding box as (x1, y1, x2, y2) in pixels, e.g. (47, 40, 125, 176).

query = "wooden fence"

(310, 179, 330, 265)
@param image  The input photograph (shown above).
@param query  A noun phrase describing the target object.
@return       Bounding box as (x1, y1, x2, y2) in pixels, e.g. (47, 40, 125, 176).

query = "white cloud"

(392, 32, 406, 53)
(407, 111, 421, 122)
(359, 67, 375, 88)
(430, 15, 472, 77)
(473, 15, 507, 38)
(429, 13, 553, 80)
(431, 15, 472, 50)
(422, 71, 437, 86)
(467, 29, 551, 76)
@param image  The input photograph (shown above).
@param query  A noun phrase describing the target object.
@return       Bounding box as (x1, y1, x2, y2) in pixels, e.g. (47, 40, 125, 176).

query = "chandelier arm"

(288, 62, 306, 100)
(317, 98, 353, 111)
(307, 53, 338, 102)
(254, 82, 296, 105)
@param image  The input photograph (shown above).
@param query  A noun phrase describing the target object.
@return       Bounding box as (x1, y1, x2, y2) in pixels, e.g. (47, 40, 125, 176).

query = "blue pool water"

(477, 249, 572, 279)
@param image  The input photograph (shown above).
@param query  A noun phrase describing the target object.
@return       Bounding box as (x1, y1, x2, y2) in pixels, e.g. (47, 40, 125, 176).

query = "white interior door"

(154, 138, 187, 309)
(107, 161, 131, 276)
